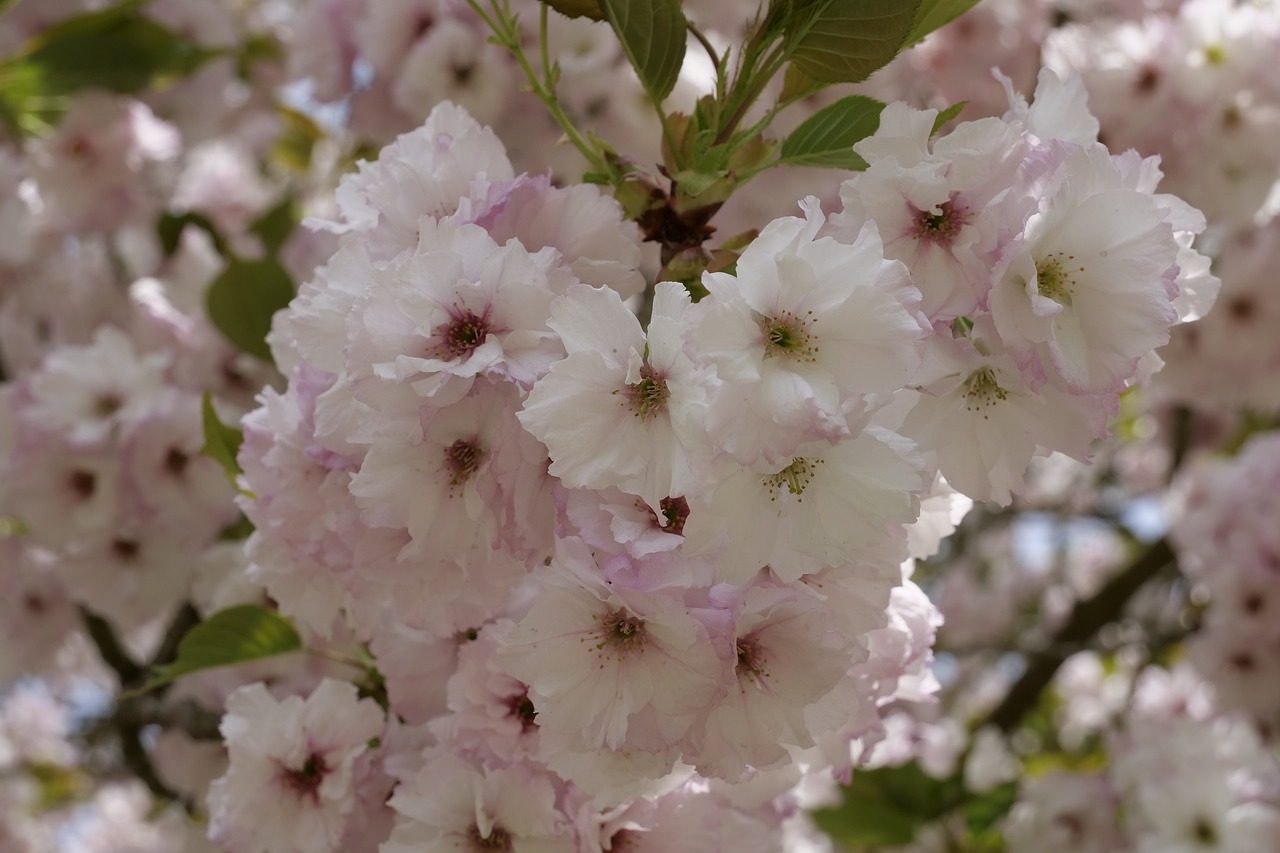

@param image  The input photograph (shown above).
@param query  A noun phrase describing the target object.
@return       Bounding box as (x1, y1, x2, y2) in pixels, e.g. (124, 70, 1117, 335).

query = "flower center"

(595, 608, 647, 655)
(1192, 816, 1218, 845)
(111, 539, 141, 561)
(736, 635, 769, 682)
(506, 691, 538, 732)
(436, 307, 492, 359)
(762, 457, 823, 501)
(94, 392, 123, 417)
(963, 368, 1008, 417)
(68, 469, 97, 499)
(913, 195, 972, 246)
(282, 752, 327, 801)
(164, 447, 189, 476)
(467, 823, 513, 852)
(658, 495, 690, 535)
(622, 364, 669, 419)
(444, 439, 483, 487)
(760, 309, 817, 363)
(1034, 252, 1082, 305)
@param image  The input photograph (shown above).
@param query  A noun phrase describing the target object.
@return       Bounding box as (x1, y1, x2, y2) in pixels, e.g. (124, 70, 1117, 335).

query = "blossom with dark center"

(280, 753, 328, 803)
(434, 306, 493, 360)
(912, 195, 973, 247)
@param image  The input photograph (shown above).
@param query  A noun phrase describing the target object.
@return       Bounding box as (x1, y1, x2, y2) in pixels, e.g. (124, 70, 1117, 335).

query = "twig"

(79, 607, 144, 688)
(983, 537, 1177, 733)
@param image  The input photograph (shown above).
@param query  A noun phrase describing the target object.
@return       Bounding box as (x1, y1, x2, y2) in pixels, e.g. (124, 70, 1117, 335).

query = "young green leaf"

(272, 105, 324, 172)
(932, 100, 967, 134)
(964, 781, 1020, 835)
(249, 196, 298, 256)
(811, 777, 919, 847)
(598, 0, 687, 103)
(20, 2, 214, 95)
(907, 0, 983, 46)
(541, 0, 604, 20)
(157, 211, 228, 258)
(788, 0, 922, 85)
(139, 605, 302, 692)
(778, 94, 886, 170)
(205, 257, 294, 362)
(811, 761, 969, 848)
(200, 392, 243, 482)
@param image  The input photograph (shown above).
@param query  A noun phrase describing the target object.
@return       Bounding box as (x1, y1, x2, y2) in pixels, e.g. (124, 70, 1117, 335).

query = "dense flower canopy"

(0, 1, 1278, 852)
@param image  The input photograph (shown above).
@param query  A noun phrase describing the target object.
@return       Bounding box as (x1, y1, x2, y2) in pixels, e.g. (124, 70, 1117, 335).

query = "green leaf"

(811, 761, 968, 848)
(778, 94, 886, 170)
(157, 211, 228, 258)
(778, 63, 822, 103)
(236, 33, 284, 80)
(541, 0, 604, 20)
(205, 257, 294, 362)
(0, 516, 29, 537)
(965, 781, 1019, 836)
(0, 61, 55, 137)
(932, 100, 967, 134)
(20, 1, 214, 95)
(811, 780, 919, 847)
(272, 105, 323, 172)
(249, 196, 297, 256)
(907, 0, 983, 46)
(218, 514, 255, 541)
(788, 0, 922, 85)
(598, 0, 687, 102)
(28, 762, 90, 812)
(140, 605, 302, 691)
(200, 392, 243, 482)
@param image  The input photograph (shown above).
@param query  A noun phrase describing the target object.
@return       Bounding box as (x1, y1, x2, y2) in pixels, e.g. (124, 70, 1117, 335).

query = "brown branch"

(79, 607, 144, 688)
(78, 604, 215, 815)
(983, 537, 1177, 733)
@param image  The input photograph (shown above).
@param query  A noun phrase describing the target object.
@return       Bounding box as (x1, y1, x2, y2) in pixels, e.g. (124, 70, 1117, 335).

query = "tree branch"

(983, 537, 1177, 733)
(79, 607, 144, 688)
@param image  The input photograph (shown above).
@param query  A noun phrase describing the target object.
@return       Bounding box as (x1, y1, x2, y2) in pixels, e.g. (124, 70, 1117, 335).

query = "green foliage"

(598, 0, 687, 103)
(812, 761, 1020, 849)
(541, 0, 604, 20)
(812, 761, 967, 847)
(787, 0, 922, 85)
(778, 94, 886, 170)
(16, 0, 213, 95)
(965, 781, 1019, 836)
(140, 605, 302, 691)
(157, 211, 228, 258)
(932, 100, 967, 134)
(907, 0, 985, 46)
(27, 762, 90, 812)
(0, 61, 47, 136)
(218, 514, 255, 541)
(0, 516, 29, 537)
(200, 392, 244, 483)
(250, 196, 299, 256)
(272, 105, 325, 173)
(0, 0, 215, 134)
(205, 257, 294, 362)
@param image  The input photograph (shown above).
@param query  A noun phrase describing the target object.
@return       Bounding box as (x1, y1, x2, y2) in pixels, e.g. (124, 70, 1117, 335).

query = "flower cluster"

(226, 59, 1212, 846)
(1172, 431, 1280, 721)
(1005, 663, 1280, 853)
(838, 68, 1216, 503)
(0, 327, 237, 630)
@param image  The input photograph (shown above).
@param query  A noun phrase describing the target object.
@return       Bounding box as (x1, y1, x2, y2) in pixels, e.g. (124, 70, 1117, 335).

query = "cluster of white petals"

(235, 101, 950, 849)
(838, 69, 1217, 503)
(225, 62, 1217, 845)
